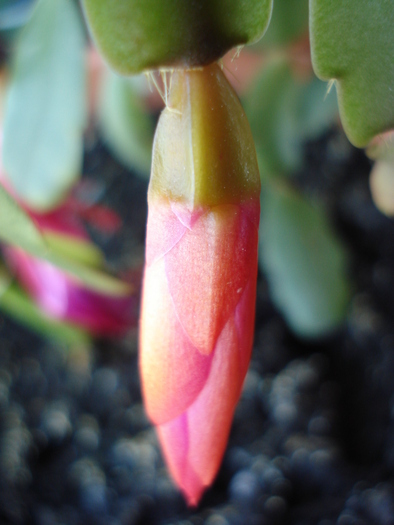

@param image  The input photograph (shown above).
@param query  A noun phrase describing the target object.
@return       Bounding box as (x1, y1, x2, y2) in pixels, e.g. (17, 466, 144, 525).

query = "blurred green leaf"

(0, 265, 90, 345)
(37, 232, 130, 297)
(245, 58, 296, 177)
(81, 0, 273, 74)
(252, 0, 308, 49)
(244, 57, 338, 179)
(0, 182, 47, 252)
(99, 69, 153, 177)
(310, 0, 394, 147)
(2, 0, 87, 210)
(259, 182, 351, 338)
(44, 231, 105, 269)
(0, 0, 35, 31)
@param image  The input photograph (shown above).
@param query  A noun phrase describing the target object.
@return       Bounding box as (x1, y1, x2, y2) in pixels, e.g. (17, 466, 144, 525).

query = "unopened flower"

(139, 63, 260, 505)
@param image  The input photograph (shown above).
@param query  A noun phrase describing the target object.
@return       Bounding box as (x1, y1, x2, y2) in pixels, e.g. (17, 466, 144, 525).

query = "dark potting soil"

(1, 127, 394, 525)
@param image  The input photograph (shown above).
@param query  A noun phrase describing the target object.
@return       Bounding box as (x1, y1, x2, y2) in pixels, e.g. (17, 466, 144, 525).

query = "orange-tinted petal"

(139, 257, 213, 425)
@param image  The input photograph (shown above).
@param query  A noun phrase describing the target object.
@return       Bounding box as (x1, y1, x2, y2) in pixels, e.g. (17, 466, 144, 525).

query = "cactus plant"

(1, 0, 393, 507)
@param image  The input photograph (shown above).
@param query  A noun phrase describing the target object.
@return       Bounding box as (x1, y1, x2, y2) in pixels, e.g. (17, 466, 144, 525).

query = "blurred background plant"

(0, 0, 142, 344)
(2, 0, 385, 342)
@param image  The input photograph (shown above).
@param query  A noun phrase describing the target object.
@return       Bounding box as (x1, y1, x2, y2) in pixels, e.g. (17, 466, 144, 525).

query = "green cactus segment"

(150, 64, 260, 207)
(81, 0, 272, 74)
(310, 0, 394, 148)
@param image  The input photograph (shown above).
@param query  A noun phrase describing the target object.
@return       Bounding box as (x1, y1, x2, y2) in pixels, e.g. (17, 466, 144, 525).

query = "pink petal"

(165, 202, 259, 355)
(6, 248, 69, 316)
(5, 247, 135, 337)
(145, 198, 188, 267)
(156, 415, 205, 506)
(170, 200, 204, 230)
(157, 314, 244, 505)
(62, 278, 135, 336)
(141, 198, 260, 503)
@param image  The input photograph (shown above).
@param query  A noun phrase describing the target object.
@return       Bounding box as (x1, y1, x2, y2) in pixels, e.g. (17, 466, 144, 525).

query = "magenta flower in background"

(4, 245, 137, 337)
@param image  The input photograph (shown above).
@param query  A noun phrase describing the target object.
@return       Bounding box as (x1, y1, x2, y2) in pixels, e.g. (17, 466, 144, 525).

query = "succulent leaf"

(81, 0, 273, 73)
(310, 0, 394, 147)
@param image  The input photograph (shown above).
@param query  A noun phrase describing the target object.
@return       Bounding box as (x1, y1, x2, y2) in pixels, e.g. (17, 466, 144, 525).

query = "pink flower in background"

(139, 63, 261, 505)
(4, 244, 137, 337)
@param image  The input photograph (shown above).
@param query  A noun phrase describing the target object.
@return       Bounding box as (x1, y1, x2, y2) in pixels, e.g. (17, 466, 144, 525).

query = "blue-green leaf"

(2, 0, 87, 210)
(259, 182, 351, 337)
(0, 0, 35, 31)
(99, 69, 153, 177)
(244, 57, 338, 179)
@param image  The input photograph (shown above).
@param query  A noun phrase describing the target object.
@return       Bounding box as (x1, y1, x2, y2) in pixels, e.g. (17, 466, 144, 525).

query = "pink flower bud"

(139, 63, 260, 505)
